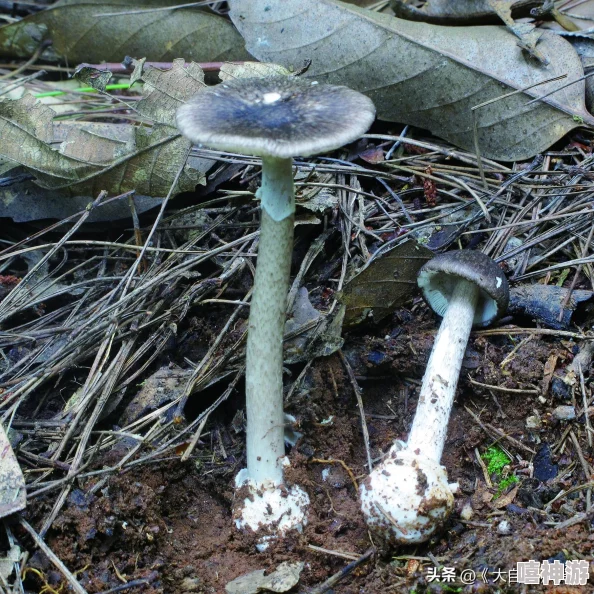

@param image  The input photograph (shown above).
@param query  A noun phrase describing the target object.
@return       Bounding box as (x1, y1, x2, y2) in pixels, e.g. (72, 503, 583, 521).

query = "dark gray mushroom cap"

(176, 76, 376, 158)
(417, 250, 509, 327)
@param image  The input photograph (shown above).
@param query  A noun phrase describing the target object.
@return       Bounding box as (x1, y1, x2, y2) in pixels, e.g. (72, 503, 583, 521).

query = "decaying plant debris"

(0, 1, 593, 593)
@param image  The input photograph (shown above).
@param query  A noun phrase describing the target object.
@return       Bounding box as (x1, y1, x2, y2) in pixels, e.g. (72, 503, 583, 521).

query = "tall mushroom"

(360, 250, 509, 544)
(177, 76, 375, 539)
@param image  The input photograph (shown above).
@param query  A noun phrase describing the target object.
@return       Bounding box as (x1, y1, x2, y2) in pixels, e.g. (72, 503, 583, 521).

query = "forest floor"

(22, 298, 594, 594)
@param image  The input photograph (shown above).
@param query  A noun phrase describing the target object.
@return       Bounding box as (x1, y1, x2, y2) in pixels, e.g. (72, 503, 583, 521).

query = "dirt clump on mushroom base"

(25, 323, 593, 593)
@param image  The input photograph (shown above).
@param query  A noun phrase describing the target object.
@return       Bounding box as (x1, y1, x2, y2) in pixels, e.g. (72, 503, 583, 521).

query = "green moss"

(498, 475, 519, 492)
(482, 445, 518, 496)
(482, 445, 511, 476)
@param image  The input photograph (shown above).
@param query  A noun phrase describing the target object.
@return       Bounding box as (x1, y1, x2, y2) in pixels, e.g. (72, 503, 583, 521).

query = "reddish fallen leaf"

(423, 166, 437, 207)
(0, 275, 20, 301)
(359, 146, 385, 164)
(404, 143, 430, 155)
(567, 140, 592, 152)
(175, 442, 190, 456)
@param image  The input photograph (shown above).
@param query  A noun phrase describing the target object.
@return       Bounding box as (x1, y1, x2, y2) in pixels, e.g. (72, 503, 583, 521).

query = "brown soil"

(23, 309, 594, 594)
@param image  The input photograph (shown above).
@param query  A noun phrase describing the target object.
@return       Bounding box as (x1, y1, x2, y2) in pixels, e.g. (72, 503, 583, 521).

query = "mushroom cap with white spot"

(417, 250, 509, 328)
(176, 76, 376, 158)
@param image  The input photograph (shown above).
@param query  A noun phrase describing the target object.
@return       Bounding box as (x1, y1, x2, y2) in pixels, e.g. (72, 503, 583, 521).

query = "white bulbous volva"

(359, 447, 457, 544)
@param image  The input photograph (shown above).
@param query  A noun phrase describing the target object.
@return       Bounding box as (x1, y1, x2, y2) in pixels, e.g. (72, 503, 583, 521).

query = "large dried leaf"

(0, 95, 95, 181)
(218, 61, 291, 82)
(0, 424, 25, 518)
(0, 60, 215, 221)
(127, 58, 207, 126)
(0, 0, 250, 63)
(486, 0, 546, 63)
(0, 99, 205, 197)
(0, 169, 163, 222)
(229, 0, 594, 161)
(339, 240, 433, 328)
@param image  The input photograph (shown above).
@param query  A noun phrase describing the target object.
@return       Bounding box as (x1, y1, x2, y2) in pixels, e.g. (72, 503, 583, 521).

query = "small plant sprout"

(177, 76, 375, 541)
(360, 250, 509, 544)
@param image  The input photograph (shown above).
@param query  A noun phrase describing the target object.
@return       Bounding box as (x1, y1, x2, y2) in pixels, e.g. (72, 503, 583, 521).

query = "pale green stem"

(245, 157, 295, 485)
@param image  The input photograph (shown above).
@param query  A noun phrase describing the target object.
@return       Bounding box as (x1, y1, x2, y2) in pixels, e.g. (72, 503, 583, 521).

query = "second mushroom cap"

(417, 250, 510, 327)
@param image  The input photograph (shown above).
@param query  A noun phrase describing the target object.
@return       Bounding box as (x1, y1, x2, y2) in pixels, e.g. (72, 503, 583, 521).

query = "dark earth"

(22, 305, 594, 594)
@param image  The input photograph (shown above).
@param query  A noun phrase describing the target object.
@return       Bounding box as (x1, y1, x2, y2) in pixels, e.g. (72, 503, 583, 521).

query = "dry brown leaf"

(0, 59, 215, 221)
(219, 61, 291, 82)
(230, 0, 594, 161)
(340, 240, 433, 328)
(492, 484, 519, 508)
(225, 562, 304, 594)
(0, 0, 250, 64)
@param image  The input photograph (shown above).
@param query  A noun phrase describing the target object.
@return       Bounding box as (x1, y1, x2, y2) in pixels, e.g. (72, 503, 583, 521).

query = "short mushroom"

(177, 76, 375, 541)
(360, 250, 509, 544)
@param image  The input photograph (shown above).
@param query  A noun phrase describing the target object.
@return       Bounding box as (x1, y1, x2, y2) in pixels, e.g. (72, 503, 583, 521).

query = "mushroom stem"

(176, 77, 375, 542)
(407, 278, 479, 462)
(360, 251, 510, 544)
(245, 157, 295, 486)
(359, 273, 492, 544)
